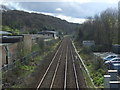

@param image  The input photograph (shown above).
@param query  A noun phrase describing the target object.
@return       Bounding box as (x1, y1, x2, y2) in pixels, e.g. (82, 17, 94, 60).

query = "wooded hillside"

(2, 10, 80, 34)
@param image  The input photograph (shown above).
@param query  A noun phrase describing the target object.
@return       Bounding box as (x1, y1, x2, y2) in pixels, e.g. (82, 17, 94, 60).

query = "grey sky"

(1, 1, 118, 23)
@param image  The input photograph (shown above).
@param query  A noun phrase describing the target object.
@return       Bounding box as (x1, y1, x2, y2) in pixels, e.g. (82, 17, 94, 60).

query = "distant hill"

(0, 5, 9, 11)
(2, 10, 80, 34)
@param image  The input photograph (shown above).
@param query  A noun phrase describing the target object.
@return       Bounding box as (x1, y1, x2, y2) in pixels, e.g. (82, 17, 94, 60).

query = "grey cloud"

(18, 2, 117, 18)
(2, 2, 117, 18)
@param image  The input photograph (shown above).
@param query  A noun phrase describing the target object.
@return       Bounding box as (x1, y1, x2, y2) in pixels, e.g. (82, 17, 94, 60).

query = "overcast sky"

(1, 0, 119, 24)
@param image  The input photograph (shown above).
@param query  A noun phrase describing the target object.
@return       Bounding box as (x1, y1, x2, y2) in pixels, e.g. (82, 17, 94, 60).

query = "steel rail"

(71, 44, 79, 90)
(36, 40, 64, 89)
(64, 46, 68, 90)
(49, 43, 64, 89)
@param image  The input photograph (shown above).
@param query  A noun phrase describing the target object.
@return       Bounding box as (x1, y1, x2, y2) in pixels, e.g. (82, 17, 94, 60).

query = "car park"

(103, 55, 119, 61)
(105, 58, 120, 64)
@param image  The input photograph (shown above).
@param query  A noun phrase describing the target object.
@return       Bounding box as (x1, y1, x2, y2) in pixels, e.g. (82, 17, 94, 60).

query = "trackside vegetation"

(75, 7, 118, 88)
(74, 42, 107, 88)
(2, 39, 60, 88)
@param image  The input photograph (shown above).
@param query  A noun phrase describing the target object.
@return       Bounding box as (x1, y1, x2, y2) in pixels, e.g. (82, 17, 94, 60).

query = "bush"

(20, 65, 34, 72)
(80, 47, 92, 54)
(92, 45, 111, 52)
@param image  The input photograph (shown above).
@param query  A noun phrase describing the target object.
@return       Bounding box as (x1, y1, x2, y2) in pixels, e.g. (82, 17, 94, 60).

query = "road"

(36, 37, 87, 89)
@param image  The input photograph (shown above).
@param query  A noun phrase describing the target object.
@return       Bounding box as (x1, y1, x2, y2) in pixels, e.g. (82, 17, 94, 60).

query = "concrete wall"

(7, 43, 18, 64)
(82, 41, 95, 47)
(1, 34, 32, 68)
(1, 44, 7, 66)
(0, 45, 2, 69)
(23, 34, 32, 53)
(1, 43, 18, 66)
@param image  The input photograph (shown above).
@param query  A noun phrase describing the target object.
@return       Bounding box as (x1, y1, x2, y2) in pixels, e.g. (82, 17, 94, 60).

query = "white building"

(38, 31, 58, 39)
(82, 40, 95, 47)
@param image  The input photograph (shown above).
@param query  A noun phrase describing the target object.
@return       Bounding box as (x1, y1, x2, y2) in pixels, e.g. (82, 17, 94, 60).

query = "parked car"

(103, 55, 119, 61)
(105, 58, 120, 64)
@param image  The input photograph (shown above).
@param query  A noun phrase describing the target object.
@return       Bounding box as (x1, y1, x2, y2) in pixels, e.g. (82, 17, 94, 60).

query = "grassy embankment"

(74, 42, 107, 88)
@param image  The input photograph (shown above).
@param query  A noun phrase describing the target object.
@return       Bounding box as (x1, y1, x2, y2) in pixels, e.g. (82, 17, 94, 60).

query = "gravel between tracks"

(36, 37, 87, 89)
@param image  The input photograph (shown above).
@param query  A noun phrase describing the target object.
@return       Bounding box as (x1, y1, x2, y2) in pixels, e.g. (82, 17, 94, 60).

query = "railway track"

(50, 41, 66, 89)
(36, 38, 65, 89)
(64, 45, 68, 89)
(71, 46, 79, 89)
(36, 37, 86, 89)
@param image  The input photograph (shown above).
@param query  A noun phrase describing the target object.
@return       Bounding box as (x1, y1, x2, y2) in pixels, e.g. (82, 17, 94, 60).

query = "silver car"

(103, 55, 119, 61)
(105, 58, 120, 64)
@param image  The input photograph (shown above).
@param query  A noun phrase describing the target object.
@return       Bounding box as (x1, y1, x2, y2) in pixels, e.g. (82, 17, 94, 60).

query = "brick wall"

(23, 34, 32, 53)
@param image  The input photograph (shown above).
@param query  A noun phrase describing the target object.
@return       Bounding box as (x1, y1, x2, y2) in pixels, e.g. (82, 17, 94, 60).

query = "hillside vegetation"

(2, 10, 80, 34)
(76, 8, 118, 52)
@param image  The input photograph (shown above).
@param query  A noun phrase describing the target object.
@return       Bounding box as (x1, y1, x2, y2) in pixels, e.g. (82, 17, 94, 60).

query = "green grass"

(80, 53, 105, 88)
(32, 43, 39, 52)
(11, 85, 21, 88)
(74, 41, 107, 88)
(82, 65, 95, 88)
(19, 65, 34, 72)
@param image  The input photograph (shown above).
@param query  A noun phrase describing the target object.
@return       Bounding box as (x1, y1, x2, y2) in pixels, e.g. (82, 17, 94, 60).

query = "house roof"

(38, 31, 57, 34)
(0, 31, 11, 35)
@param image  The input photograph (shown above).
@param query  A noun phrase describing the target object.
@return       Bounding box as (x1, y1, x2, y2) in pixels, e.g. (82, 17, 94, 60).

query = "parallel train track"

(36, 37, 86, 89)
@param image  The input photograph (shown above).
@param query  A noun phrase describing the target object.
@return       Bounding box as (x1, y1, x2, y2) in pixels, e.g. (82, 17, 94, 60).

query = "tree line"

(76, 8, 118, 52)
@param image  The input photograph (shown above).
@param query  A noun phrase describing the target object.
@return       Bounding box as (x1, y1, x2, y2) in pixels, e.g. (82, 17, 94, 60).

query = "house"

(82, 40, 95, 47)
(38, 31, 57, 39)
